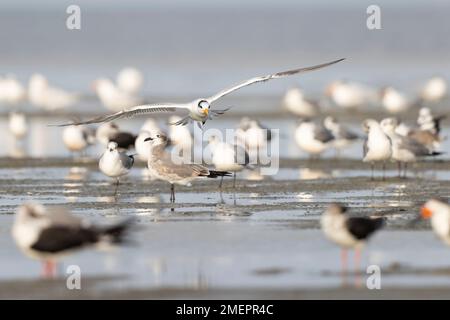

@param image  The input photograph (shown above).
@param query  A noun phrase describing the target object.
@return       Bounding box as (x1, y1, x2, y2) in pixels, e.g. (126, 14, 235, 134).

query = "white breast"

(99, 151, 129, 177)
(321, 214, 360, 248)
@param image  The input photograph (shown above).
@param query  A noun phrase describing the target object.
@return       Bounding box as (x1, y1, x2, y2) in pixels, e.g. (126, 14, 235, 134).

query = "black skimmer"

(321, 203, 385, 273)
(421, 199, 450, 246)
(12, 203, 134, 278)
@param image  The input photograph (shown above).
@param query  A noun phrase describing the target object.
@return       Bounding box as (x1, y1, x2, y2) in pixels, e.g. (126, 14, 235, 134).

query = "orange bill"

(421, 206, 432, 219)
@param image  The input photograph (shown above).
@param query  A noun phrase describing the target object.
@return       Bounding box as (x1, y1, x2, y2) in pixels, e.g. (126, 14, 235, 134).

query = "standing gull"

(282, 87, 319, 117)
(116, 67, 144, 95)
(237, 117, 272, 152)
(421, 76, 447, 103)
(323, 116, 360, 156)
(62, 125, 96, 157)
(96, 122, 137, 150)
(99, 141, 135, 196)
(208, 134, 252, 188)
(55, 59, 345, 128)
(28, 74, 78, 111)
(144, 133, 231, 203)
(380, 86, 411, 114)
(0, 75, 26, 107)
(380, 117, 442, 178)
(295, 119, 334, 158)
(362, 119, 392, 180)
(12, 203, 133, 277)
(325, 80, 377, 110)
(9, 112, 28, 140)
(321, 203, 384, 273)
(92, 78, 142, 112)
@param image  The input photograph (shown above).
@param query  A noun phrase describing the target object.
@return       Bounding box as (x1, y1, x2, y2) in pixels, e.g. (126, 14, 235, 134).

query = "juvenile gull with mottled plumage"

(144, 133, 231, 202)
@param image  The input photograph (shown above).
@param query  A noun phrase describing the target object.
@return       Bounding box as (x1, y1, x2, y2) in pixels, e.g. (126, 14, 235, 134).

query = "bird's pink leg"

(341, 248, 348, 286)
(354, 248, 361, 270)
(354, 248, 362, 288)
(42, 260, 57, 278)
(341, 248, 348, 271)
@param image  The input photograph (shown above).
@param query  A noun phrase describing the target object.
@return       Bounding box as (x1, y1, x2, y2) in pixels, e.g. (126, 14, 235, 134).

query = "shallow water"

(1, 157, 450, 298)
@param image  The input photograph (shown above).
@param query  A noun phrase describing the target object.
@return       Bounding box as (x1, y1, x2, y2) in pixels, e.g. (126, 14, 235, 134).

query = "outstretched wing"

(207, 58, 345, 103)
(52, 103, 188, 127)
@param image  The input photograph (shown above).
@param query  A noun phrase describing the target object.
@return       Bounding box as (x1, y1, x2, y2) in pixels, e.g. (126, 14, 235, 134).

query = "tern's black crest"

(206, 170, 232, 178)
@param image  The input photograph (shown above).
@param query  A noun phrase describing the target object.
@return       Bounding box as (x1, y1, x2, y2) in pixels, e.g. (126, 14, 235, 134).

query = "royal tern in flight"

(55, 59, 345, 128)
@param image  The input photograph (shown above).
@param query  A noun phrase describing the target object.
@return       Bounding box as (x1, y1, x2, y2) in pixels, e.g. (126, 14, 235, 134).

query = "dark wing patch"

(274, 58, 346, 77)
(433, 115, 446, 134)
(31, 226, 98, 253)
(339, 127, 360, 140)
(363, 138, 369, 157)
(314, 126, 334, 143)
(346, 217, 384, 240)
(111, 132, 136, 149)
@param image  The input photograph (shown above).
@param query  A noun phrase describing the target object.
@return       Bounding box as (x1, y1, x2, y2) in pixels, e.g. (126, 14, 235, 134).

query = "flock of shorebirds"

(2, 58, 450, 278)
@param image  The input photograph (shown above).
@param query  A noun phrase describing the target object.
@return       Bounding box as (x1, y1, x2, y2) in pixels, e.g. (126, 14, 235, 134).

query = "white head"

(29, 74, 48, 90)
(194, 99, 210, 119)
(325, 80, 344, 97)
(324, 116, 338, 130)
(324, 203, 347, 216)
(144, 133, 169, 147)
(208, 134, 220, 146)
(107, 141, 118, 152)
(419, 107, 431, 117)
(380, 117, 398, 134)
(92, 78, 115, 94)
(15, 203, 47, 223)
(362, 119, 380, 133)
(421, 198, 449, 220)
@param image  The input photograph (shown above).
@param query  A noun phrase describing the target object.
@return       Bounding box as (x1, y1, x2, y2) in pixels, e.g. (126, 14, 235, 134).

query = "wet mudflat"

(2, 158, 450, 299)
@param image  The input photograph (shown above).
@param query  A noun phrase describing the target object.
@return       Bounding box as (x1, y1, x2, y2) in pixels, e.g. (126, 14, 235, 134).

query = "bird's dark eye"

(156, 134, 160, 138)
(198, 100, 208, 109)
